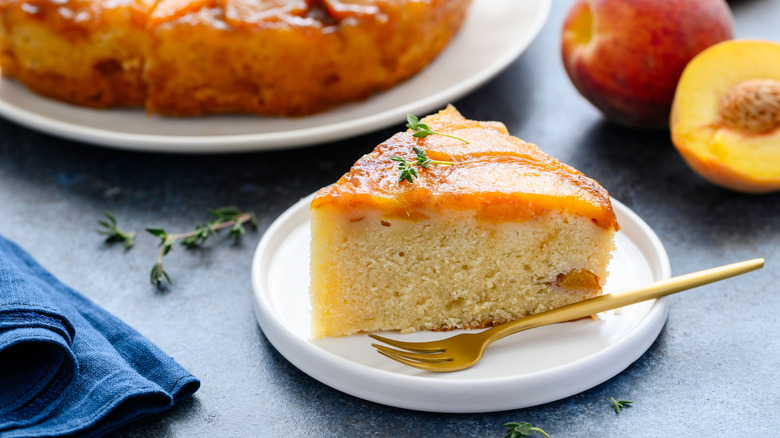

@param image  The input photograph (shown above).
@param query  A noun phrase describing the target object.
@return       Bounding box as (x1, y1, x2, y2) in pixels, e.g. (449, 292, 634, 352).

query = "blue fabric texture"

(0, 235, 200, 437)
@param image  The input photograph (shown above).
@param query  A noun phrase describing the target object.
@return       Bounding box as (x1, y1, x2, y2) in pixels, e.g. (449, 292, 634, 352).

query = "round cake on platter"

(0, 0, 472, 116)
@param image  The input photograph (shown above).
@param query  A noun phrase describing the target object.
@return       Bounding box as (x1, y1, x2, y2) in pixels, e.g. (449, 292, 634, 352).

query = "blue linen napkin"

(0, 235, 200, 437)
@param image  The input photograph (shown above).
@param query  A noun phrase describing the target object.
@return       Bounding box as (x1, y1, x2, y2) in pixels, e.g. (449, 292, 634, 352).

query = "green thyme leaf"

(390, 147, 454, 184)
(611, 397, 633, 414)
(150, 262, 169, 289)
(146, 228, 168, 238)
(405, 114, 421, 131)
(96, 210, 135, 250)
(405, 113, 469, 143)
(503, 422, 551, 438)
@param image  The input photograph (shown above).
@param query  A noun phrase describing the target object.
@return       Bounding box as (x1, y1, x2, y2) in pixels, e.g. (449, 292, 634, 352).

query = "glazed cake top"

(312, 106, 620, 231)
(2, 0, 419, 30)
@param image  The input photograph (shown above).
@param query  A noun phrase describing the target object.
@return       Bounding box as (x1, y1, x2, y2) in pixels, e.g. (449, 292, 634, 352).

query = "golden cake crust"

(313, 105, 620, 230)
(0, 0, 472, 115)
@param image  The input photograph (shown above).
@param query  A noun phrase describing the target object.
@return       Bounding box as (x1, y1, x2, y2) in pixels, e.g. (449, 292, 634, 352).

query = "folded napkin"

(0, 235, 200, 438)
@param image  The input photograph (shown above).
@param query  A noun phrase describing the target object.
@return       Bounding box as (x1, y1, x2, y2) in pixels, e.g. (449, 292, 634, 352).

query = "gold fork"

(369, 258, 764, 372)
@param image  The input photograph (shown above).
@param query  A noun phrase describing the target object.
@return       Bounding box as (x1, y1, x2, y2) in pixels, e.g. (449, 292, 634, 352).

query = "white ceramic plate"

(0, 0, 550, 153)
(251, 194, 671, 413)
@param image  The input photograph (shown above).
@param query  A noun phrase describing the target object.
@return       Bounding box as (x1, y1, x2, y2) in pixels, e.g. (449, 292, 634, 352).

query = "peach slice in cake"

(310, 106, 619, 338)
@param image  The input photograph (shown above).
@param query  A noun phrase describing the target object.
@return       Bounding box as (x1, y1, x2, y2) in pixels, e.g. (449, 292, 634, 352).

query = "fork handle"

(483, 258, 765, 344)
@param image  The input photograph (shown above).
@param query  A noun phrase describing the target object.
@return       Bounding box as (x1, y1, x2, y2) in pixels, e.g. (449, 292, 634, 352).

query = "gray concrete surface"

(1, 0, 778, 435)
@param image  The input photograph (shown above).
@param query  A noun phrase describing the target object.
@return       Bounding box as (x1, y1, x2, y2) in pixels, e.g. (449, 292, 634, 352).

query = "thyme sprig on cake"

(96, 211, 136, 250)
(96, 207, 257, 289)
(406, 114, 469, 143)
(390, 146, 454, 183)
(503, 422, 551, 438)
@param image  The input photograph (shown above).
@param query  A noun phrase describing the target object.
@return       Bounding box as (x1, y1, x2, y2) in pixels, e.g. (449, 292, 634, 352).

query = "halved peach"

(670, 40, 780, 193)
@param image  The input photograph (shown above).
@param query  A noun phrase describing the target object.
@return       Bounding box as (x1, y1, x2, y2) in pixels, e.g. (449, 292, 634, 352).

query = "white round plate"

(0, 0, 550, 153)
(251, 194, 671, 413)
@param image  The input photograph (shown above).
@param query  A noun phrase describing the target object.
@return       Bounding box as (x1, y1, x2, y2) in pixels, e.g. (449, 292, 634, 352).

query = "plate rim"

(251, 193, 671, 412)
(0, 0, 551, 153)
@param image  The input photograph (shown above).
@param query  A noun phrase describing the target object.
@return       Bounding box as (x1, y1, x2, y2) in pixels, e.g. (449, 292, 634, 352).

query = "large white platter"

(251, 194, 671, 413)
(0, 0, 551, 153)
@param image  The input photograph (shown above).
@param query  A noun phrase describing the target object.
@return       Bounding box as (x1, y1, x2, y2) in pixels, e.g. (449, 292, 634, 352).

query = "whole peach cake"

(310, 106, 620, 338)
(0, 0, 471, 116)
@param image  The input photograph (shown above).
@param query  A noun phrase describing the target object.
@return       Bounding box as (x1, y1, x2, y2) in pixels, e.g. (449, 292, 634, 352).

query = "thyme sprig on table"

(96, 211, 136, 250)
(390, 146, 454, 183)
(405, 114, 469, 143)
(611, 397, 633, 414)
(146, 207, 257, 288)
(96, 207, 257, 289)
(503, 422, 551, 438)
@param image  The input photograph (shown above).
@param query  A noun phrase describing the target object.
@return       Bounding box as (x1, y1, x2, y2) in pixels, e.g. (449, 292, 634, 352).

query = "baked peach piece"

(670, 40, 780, 193)
(0, 0, 153, 107)
(145, 0, 471, 116)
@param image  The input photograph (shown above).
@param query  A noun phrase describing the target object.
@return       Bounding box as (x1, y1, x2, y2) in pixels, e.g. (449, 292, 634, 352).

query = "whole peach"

(561, 0, 734, 128)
